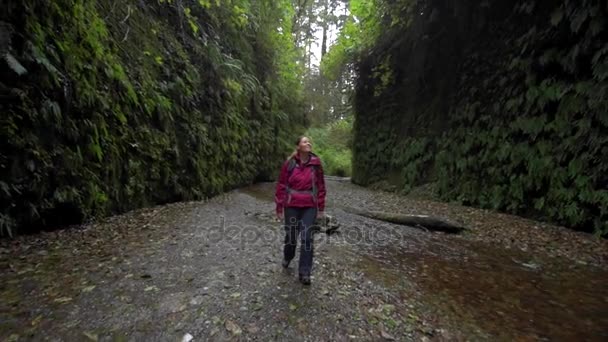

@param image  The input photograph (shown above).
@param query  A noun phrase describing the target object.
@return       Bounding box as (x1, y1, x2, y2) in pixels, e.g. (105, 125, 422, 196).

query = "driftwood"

(343, 206, 466, 234)
(248, 211, 341, 235)
(313, 214, 340, 235)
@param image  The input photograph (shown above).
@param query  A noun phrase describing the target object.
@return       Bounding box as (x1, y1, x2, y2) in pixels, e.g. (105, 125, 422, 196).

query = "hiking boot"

(299, 274, 311, 285)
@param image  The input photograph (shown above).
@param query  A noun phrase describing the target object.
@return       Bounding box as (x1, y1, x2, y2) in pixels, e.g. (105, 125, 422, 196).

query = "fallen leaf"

(81, 285, 96, 293)
(31, 315, 43, 326)
(246, 324, 260, 334)
(230, 292, 241, 299)
(289, 303, 298, 311)
(181, 333, 193, 342)
(522, 262, 541, 270)
(407, 313, 419, 321)
(382, 304, 395, 314)
(119, 295, 132, 303)
(297, 321, 307, 332)
(144, 286, 159, 292)
(54, 297, 72, 303)
(225, 319, 242, 335)
(380, 329, 395, 340)
(83, 331, 99, 341)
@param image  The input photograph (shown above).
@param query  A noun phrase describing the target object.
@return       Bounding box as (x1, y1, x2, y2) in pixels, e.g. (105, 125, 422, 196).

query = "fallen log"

(342, 206, 466, 234)
(324, 175, 352, 182)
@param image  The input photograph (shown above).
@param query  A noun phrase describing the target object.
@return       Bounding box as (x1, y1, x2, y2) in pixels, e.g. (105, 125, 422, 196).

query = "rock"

(315, 214, 341, 234)
(189, 295, 205, 306)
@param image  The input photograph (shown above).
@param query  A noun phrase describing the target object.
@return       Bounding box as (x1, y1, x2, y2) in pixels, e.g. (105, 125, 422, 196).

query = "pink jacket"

(275, 153, 326, 214)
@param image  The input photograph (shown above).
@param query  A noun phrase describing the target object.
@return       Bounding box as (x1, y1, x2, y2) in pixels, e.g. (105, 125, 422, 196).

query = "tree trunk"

(321, 1, 328, 58)
(292, 0, 309, 46)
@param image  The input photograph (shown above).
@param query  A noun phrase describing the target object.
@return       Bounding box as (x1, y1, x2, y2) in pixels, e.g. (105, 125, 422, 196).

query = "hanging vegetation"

(328, 0, 608, 235)
(0, 0, 307, 235)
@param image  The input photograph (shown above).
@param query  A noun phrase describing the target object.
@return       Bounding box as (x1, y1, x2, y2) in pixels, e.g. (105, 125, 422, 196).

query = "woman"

(275, 136, 326, 285)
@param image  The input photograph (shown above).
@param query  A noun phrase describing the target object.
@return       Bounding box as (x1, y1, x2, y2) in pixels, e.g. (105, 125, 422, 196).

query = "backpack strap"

(311, 164, 318, 207)
(287, 158, 297, 177)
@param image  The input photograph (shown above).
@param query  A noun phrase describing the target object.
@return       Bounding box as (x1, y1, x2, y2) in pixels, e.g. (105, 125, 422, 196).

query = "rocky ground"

(1, 180, 607, 341)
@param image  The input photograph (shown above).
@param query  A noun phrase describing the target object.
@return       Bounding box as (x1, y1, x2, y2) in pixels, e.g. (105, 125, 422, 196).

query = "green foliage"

(351, 0, 608, 235)
(0, 0, 306, 235)
(321, 0, 412, 81)
(306, 119, 353, 177)
(320, 0, 381, 80)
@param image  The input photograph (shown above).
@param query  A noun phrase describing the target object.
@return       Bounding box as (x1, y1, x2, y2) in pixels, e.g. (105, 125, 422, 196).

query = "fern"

(4, 52, 27, 75)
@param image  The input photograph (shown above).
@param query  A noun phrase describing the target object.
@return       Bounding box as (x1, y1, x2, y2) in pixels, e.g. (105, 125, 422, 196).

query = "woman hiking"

(275, 136, 326, 285)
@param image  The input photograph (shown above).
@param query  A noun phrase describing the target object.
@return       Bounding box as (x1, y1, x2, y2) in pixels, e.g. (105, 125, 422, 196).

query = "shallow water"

(356, 230, 608, 340)
(244, 181, 608, 340)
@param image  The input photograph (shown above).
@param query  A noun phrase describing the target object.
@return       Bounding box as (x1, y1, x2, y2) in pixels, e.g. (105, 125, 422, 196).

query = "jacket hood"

(293, 152, 321, 166)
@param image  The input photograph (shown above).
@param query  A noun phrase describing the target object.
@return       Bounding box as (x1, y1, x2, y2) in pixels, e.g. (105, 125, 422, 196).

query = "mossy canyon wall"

(1, 0, 305, 234)
(353, 0, 608, 235)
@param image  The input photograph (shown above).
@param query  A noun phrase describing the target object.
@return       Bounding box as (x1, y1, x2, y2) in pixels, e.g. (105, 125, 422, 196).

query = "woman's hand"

(316, 211, 325, 220)
(276, 210, 284, 222)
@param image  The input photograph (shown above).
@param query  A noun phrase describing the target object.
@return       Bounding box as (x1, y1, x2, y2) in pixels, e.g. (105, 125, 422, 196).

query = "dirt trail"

(1, 180, 607, 341)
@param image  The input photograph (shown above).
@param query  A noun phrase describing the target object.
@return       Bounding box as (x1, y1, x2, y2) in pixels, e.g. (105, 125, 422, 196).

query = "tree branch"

(121, 27, 130, 42)
(120, 5, 132, 24)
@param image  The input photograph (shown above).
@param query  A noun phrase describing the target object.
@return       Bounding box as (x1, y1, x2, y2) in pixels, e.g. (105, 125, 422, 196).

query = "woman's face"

(297, 137, 312, 153)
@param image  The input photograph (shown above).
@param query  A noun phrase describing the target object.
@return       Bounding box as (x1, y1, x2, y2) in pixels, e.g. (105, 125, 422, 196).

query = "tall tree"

(290, 0, 350, 126)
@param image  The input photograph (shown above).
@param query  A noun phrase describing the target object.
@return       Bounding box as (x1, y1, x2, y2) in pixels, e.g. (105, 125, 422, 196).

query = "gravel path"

(1, 180, 607, 341)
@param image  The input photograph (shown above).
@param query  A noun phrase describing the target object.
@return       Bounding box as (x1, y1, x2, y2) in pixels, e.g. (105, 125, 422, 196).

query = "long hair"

(287, 136, 306, 160)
